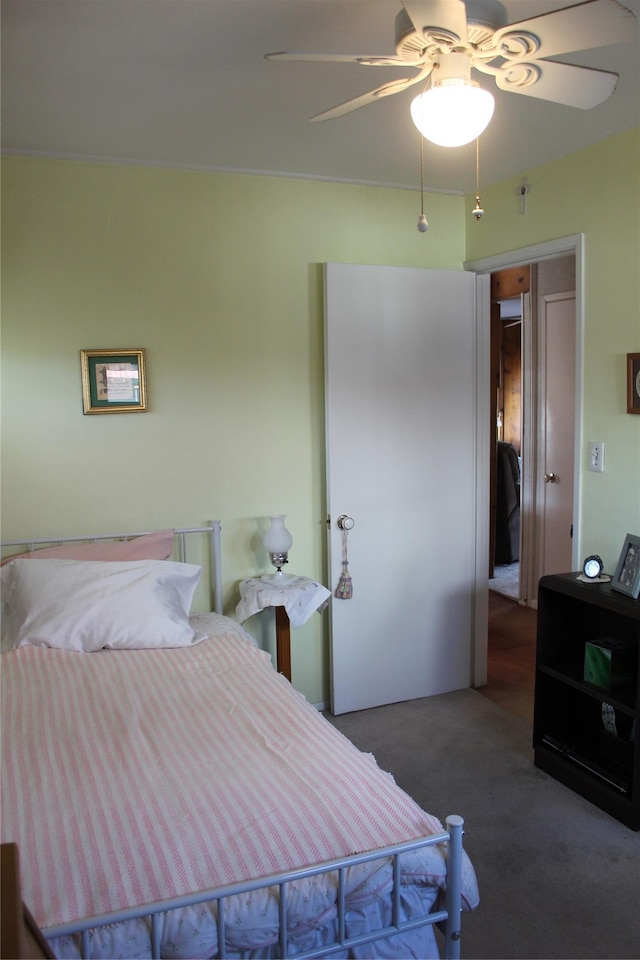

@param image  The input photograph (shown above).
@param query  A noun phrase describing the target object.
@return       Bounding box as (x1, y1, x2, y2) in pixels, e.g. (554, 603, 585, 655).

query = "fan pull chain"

(417, 133, 429, 232)
(472, 137, 485, 221)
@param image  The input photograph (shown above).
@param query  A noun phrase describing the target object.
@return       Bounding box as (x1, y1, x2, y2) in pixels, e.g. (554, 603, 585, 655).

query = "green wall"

(2, 128, 639, 705)
(1, 158, 465, 705)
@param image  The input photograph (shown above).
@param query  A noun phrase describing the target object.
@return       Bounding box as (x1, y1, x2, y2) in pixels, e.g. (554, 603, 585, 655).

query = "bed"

(1, 522, 479, 960)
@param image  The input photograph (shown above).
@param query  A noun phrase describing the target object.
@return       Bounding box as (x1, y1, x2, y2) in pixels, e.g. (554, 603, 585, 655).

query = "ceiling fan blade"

(401, 0, 469, 45)
(265, 52, 415, 67)
(490, 0, 636, 60)
(495, 59, 619, 108)
(310, 67, 433, 121)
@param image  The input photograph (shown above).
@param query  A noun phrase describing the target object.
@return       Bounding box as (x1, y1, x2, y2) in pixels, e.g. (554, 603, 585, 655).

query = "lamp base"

(261, 572, 296, 586)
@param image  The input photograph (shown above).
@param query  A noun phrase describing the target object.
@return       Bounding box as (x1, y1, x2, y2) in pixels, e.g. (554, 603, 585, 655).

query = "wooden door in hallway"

(536, 291, 576, 580)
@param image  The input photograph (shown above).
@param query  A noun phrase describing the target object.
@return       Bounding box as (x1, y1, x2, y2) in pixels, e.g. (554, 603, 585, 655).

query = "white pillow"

(0, 558, 204, 652)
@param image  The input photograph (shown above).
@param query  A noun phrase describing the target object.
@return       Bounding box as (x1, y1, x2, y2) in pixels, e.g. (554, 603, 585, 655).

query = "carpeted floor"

(489, 562, 521, 600)
(327, 689, 640, 960)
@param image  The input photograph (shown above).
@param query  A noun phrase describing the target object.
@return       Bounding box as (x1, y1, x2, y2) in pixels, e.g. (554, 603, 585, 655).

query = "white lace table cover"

(236, 577, 331, 628)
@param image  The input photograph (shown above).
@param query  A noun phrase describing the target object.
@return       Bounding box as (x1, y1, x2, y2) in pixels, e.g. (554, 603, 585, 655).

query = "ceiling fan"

(265, 0, 637, 128)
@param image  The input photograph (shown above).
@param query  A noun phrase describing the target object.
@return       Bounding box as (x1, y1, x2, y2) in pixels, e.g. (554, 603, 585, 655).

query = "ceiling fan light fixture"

(411, 79, 495, 148)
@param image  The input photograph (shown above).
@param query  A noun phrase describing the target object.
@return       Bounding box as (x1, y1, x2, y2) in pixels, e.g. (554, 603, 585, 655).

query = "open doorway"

(488, 255, 576, 607)
(467, 233, 583, 697)
(483, 253, 577, 722)
(489, 270, 526, 602)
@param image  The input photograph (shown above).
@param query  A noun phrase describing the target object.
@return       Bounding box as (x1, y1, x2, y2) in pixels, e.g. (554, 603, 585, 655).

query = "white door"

(536, 292, 576, 578)
(325, 263, 479, 715)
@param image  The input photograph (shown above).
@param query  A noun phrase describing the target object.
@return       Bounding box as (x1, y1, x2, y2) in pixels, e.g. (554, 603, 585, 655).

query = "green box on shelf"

(584, 636, 636, 689)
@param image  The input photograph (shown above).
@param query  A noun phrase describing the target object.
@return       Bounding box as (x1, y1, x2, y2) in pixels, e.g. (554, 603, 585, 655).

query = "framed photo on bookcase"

(611, 533, 640, 600)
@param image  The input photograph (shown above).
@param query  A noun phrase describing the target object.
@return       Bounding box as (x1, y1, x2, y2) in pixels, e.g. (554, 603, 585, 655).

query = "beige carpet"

(489, 562, 520, 600)
(327, 689, 640, 959)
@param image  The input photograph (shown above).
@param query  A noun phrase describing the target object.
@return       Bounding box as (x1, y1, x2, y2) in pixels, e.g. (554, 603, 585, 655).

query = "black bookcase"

(533, 573, 640, 829)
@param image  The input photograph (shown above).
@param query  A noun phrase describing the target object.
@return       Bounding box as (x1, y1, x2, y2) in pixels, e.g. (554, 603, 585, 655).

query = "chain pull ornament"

(472, 137, 484, 221)
(417, 130, 429, 232)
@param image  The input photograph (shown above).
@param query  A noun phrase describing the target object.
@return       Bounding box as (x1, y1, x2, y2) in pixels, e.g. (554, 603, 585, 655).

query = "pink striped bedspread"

(1, 612, 478, 958)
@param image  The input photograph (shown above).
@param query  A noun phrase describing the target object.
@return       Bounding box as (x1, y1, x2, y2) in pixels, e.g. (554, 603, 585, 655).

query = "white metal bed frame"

(44, 819, 465, 960)
(0, 522, 468, 960)
(0, 520, 223, 615)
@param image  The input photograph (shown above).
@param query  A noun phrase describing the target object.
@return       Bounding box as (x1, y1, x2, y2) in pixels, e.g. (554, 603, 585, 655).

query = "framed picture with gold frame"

(627, 353, 640, 414)
(80, 349, 147, 414)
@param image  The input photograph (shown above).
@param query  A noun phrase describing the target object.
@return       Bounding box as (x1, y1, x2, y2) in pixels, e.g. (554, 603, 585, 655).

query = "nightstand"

(236, 576, 331, 681)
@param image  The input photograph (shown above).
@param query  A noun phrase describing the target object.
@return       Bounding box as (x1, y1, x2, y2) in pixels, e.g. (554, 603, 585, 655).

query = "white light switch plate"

(589, 441, 605, 472)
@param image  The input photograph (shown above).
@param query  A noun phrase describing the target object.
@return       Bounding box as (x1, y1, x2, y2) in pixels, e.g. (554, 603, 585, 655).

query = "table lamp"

(263, 515, 293, 584)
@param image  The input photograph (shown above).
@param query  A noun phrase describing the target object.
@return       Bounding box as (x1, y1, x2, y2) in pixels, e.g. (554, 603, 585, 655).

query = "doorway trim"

(465, 234, 585, 688)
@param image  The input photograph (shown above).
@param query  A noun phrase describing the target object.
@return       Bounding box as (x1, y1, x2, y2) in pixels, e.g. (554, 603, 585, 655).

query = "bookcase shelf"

(533, 573, 640, 829)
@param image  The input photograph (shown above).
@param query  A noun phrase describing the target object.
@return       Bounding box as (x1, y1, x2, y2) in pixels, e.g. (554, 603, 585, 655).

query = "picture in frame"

(627, 353, 640, 414)
(80, 349, 147, 415)
(611, 533, 640, 600)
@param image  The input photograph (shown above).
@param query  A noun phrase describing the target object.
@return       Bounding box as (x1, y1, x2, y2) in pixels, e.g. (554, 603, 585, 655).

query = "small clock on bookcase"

(582, 555, 603, 579)
(578, 555, 610, 583)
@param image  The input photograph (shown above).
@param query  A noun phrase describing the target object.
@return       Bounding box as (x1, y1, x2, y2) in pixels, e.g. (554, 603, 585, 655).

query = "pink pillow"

(0, 530, 174, 565)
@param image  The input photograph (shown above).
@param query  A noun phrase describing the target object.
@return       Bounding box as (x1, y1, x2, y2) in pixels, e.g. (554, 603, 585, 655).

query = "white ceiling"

(2, 0, 639, 194)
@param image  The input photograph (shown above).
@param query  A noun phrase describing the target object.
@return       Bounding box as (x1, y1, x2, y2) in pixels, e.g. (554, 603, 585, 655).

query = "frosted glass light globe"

(263, 515, 293, 555)
(411, 80, 494, 148)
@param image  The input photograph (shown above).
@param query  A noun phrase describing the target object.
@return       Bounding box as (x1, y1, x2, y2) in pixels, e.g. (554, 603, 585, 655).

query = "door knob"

(337, 515, 354, 530)
(543, 472, 557, 483)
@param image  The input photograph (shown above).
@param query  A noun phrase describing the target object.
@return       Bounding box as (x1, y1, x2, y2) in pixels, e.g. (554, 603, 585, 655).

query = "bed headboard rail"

(0, 521, 223, 614)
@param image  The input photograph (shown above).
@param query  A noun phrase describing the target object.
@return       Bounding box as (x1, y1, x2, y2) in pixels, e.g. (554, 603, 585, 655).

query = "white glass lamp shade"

(411, 54, 494, 148)
(263, 515, 293, 556)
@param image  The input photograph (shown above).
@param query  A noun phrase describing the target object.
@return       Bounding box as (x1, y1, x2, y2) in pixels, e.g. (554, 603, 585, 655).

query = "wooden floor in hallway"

(479, 590, 537, 723)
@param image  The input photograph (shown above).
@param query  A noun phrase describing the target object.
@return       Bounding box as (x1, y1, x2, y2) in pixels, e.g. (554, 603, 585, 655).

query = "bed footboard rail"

(43, 816, 465, 960)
